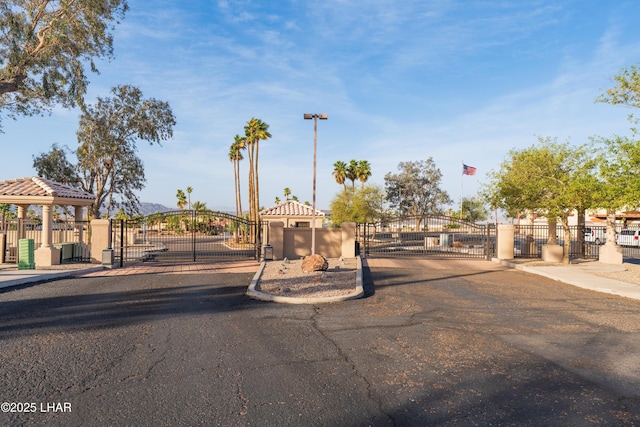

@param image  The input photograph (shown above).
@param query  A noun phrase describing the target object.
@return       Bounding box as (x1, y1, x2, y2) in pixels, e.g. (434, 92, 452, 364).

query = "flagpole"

(460, 161, 464, 220)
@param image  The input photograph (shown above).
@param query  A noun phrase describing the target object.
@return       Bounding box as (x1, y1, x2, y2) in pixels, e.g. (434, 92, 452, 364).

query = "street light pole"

(303, 113, 328, 256)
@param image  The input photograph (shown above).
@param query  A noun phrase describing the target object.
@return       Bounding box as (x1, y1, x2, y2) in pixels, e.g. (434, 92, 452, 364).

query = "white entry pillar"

(34, 204, 60, 266)
(74, 205, 84, 243)
(16, 204, 28, 240)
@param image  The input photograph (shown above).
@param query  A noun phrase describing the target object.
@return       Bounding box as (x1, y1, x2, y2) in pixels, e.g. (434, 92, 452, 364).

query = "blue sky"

(2, 0, 640, 213)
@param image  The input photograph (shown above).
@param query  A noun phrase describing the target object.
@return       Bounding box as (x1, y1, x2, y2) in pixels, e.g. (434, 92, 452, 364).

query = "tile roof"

(260, 200, 325, 217)
(0, 177, 95, 200)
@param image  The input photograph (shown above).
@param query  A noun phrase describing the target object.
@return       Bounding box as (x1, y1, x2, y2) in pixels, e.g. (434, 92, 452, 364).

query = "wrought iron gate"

(357, 215, 495, 259)
(112, 210, 264, 266)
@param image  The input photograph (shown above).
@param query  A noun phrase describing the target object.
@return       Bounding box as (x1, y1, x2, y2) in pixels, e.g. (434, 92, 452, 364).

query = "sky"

(2, 0, 640, 213)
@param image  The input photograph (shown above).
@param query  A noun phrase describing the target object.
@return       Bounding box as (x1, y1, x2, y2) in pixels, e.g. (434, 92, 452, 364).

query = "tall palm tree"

(244, 118, 272, 242)
(284, 187, 291, 200)
(176, 189, 187, 210)
(356, 160, 372, 188)
(332, 161, 348, 191)
(192, 200, 207, 212)
(186, 186, 193, 210)
(346, 160, 359, 190)
(229, 135, 245, 217)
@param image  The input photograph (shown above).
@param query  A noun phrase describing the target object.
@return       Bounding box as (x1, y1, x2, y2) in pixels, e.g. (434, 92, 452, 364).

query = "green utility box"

(18, 238, 35, 270)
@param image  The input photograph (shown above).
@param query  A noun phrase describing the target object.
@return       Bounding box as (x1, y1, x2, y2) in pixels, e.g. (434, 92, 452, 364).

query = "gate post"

(341, 222, 356, 258)
(496, 224, 514, 260)
(89, 219, 112, 264)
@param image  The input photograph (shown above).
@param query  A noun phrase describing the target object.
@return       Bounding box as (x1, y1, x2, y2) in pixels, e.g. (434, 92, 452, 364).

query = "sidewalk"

(0, 263, 106, 289)
(2, 259, 640, 302)
(494, 258, 640, 301)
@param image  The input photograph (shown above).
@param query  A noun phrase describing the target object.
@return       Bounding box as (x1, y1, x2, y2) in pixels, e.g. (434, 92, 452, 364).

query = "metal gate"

(357, 215, 495, 259)
(112, 210, 264, 266)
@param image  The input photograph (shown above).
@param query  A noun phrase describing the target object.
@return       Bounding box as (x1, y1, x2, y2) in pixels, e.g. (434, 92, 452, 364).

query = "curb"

(246, 256, 364, 304)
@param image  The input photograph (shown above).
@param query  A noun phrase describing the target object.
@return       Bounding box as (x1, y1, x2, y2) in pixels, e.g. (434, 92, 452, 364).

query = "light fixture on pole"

(303, 113, 328, 256)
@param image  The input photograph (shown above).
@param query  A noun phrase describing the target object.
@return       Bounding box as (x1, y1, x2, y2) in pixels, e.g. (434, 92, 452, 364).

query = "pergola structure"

(0, 177, 95, 266)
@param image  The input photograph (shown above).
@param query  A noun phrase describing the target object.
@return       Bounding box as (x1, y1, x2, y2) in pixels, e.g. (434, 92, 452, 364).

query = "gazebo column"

(74, 205, 84, 243)
(16, 204, 28, 240)
(34, 204, 60, 266)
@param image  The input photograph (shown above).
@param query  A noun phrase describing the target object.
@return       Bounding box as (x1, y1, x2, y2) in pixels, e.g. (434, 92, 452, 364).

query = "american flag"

(462, 164, 476, 176)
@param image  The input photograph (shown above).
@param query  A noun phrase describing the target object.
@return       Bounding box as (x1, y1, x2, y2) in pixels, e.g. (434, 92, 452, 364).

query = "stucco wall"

(268, 221, 356, 260)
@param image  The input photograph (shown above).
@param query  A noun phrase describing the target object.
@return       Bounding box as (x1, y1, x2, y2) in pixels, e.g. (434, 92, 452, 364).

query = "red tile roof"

(0, 177, 94, 200)
(260, 200, 325, 217)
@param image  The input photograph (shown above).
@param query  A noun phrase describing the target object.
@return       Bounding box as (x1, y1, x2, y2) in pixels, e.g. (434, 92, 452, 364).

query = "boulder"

(301, 254, 328, 272)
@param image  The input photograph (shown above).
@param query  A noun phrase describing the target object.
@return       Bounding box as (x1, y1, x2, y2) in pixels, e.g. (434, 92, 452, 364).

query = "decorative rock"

(301, 254, 329, 272)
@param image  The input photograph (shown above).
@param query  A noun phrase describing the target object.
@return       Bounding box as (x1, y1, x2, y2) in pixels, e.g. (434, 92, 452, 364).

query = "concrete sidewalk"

(0, 263, 106, 289)
(495, 259, 640, 301)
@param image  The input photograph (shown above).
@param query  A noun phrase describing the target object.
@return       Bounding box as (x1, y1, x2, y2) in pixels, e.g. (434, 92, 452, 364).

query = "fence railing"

(513, 224, 603, 259)
(1, 219, 92, 263)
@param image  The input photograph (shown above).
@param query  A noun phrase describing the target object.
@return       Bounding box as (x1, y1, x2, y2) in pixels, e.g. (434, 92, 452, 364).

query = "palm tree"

(346, 160, 359, 190)
(229, 135, 245, 217)
(244, 118, 272, 242)
(284, 187, 291, 200)
(176, 189, 187, 210)
(192, 200, 207, 212)
(186, 186, 193, 210)
(332, 161, 348, 191)
(275, 196, 281, 204)
(356, 160, 372, 188)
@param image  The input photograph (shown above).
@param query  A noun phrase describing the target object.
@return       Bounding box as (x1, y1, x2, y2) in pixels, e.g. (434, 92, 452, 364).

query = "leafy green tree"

(330, 184, 386, 226)
(32, 143, 80, 186)
(596, 63, 640, 243)
(0, 0, 128, 129)
(457, 196, 489, 223)
(487, 137, 598, 263)
(596, 63, 640, 111)
(384, 158, 451, 225)
(592, 130, 640, 242)
(34, 85, 174, 218)
(284, 187, 291, 200)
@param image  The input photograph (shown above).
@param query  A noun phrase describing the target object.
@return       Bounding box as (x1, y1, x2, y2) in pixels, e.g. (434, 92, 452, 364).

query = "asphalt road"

(1, 258, 640, 426)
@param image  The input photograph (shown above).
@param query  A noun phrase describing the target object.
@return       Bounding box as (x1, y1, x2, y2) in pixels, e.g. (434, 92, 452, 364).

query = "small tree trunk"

(547, 217, 558, 245)
(606, 209, 617, 245)
(561, 215, 571, 265)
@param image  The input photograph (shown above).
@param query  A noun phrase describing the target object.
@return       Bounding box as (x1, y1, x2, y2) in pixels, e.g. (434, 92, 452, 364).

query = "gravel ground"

(256, 257, 357, 298)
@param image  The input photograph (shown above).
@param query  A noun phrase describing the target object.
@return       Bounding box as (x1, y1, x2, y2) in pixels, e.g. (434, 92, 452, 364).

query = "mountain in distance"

(137, 202, 237, 215)
(137, 202, 172, 215)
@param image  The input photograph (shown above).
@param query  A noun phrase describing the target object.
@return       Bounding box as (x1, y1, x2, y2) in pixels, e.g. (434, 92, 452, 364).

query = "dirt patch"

(256, 257, 357, 298)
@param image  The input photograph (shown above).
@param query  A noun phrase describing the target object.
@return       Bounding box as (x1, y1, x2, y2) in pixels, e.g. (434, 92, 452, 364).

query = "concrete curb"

(0, 266, 106, 290)
(246, 256, 364, 304)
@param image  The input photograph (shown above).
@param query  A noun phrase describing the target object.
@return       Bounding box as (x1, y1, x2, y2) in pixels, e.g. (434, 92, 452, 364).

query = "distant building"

(260, 200, 325, 228)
